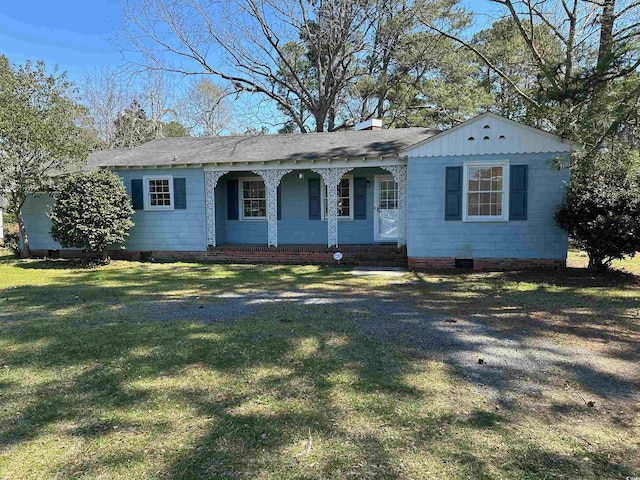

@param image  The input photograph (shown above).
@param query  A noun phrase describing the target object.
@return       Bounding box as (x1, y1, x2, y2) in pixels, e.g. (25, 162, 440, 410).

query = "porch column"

(204, 170, 229, 248)
(312, 167, 354, 248)
(252, 169, 292, 247)
(381, 165, 408, 247)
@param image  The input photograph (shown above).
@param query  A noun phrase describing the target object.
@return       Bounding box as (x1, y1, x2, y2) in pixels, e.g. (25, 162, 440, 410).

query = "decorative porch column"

(252, 169, 292, 247)
(204, 170, 229, 248)
(311, 167, 354, 248)
(381, 165, 408, 247)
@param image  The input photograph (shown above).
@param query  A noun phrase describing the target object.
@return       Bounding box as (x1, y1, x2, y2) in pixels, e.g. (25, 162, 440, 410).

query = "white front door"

(374, 176, 399, 242)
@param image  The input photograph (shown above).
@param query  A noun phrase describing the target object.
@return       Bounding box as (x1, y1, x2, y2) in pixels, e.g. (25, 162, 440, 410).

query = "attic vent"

(483, 124, 491, 129)
(467, 136, 475, 141)
(483, 136, 490, 140)
(499, 135, 506, 139)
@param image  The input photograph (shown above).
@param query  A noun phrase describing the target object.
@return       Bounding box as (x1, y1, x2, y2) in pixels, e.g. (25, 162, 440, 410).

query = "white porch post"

(252, 169, 292, 247)
(312, 167, 354, 248)
(204, 170, 229, 248)
(381, 165, 408, 247)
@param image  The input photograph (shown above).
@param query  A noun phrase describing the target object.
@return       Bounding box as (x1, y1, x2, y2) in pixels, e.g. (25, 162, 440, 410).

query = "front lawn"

(0, 249, 638, 479)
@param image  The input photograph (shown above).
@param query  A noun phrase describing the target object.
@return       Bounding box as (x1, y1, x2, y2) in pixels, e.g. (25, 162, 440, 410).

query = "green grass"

(0, 249, 638, 479)
(568, 248, 640, 275)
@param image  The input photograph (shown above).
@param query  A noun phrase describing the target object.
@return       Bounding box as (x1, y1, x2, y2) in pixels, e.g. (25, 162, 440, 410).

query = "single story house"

(22, 113, 573, 269)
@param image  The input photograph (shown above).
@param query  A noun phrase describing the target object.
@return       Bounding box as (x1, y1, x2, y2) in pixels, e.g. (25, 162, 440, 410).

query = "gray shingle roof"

(93, 128, 439, 168)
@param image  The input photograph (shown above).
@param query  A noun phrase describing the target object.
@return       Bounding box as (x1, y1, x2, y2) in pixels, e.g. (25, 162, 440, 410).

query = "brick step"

(205, 244, 407, 267)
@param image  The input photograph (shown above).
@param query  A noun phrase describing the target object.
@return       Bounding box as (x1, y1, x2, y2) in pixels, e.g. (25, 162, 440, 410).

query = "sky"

(0, 0, 123, 83)
(0, 0, 495, 133)
(0, 0, 496, 83)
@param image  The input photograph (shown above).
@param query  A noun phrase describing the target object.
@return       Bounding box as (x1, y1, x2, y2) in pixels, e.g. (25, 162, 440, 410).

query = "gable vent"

(483, 124, 491, 129)
(483, 136, 490, 140)
(468, 136, 475, 141)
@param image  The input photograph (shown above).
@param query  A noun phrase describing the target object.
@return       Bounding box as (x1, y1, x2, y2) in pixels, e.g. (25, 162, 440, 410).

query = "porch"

(205, 165, 408, 250)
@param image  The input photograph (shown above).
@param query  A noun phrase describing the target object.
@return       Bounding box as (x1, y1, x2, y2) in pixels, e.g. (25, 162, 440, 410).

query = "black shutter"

(354, 177, 367, 219)
(173, 178, 187, 209)
(445, 166, 462, 220)
(308, 178, 321, 220)
(277, 185, 282, 220)
(509, 165, 528, 221)
(227, 179, 239, 220)
(131, 179, 143, 210)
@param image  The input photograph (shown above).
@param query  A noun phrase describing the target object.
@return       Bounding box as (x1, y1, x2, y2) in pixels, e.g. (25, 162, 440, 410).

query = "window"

(463, 162, 509, 221)
(240, 178, 266, 219)
(143, 176, 173, 211)
(321, 175, 353, 220)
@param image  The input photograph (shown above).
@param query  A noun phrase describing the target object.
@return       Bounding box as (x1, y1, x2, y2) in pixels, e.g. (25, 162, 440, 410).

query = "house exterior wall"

(116, 168, 207, 252)
(218, 168, 388, 245)
(407, 152, 569, 264)
(21, 166, 389, 254)
(21, 194, 64, 250)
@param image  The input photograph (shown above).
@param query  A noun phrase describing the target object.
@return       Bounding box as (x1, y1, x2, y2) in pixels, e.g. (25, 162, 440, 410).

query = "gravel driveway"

(120, 287, 639, 408)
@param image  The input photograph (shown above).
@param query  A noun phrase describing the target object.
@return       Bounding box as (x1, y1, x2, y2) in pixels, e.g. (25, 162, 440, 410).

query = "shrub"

(49, 171, 135, 261)
(556, 150, 640, 270)
(2, 224, 20, 257)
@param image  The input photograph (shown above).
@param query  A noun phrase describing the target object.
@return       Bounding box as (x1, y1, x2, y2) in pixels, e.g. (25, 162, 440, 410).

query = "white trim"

(143, 175, 174, 211)
(239, 176, 267, 221)
(321, 174, 354, 221)
(462, 160, 510, 222)
(373, 175, 399, 242)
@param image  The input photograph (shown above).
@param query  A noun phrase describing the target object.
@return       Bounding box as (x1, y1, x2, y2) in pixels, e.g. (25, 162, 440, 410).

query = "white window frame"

(143, 175, 174, 211)
(462, 161, 509, 222)
(321, 174, 354, 221)
(239, 176, 267, 221)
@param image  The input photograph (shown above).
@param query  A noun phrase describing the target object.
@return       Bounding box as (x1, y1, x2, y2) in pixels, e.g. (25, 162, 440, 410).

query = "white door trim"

(373, 175, 399, 242)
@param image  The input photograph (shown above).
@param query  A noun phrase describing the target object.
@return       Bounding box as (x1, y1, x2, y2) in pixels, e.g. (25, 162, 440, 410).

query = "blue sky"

(0, 0, 495, 132)
(1, 0, 495, 84)
(0, 0, 122, 83)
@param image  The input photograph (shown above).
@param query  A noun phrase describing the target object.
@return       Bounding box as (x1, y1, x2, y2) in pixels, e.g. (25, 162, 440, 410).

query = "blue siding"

(117, 168, 207, 251)
(220, 168, 386, 245)
(21, 194, 67, 250)
(407, 152, 570, 259)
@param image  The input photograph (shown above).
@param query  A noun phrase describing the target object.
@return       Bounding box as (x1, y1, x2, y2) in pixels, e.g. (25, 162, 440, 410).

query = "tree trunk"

(16, 206, 31, 258)
(597, 0, 616, 73)
(587, 254, 606, 271)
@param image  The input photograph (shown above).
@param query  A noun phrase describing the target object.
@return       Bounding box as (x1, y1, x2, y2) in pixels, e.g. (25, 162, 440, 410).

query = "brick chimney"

(355, 119, 382, 131)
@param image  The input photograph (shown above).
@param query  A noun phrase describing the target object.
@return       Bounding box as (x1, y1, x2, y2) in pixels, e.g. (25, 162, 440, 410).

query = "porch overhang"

(202, 154, 407, 172)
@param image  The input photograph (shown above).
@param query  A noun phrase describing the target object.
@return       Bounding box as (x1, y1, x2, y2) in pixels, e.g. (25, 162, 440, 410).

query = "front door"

(374, 176, 399, 242)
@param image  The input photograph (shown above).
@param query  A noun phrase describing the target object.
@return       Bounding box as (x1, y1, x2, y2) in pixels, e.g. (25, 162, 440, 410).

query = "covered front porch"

(204, 162, 408, 250)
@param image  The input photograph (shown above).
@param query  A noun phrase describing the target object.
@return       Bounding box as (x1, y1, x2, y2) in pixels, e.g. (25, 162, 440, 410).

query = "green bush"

(49, 171, 134, 261)
(556, 150, 640, 270)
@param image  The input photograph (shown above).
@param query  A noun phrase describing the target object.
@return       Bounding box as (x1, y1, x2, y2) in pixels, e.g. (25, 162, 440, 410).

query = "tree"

(0, 56, 93, 257)
(162, 120, 190, 137)
(80, 67, 131, 148)
(555, 149, 640, 270)
(49, 170, 135, 261)
(176, 78, 232, 136)
(119, 0, 472, 132)
(113, 99, 160, 147)
(423, 0, 640, 150)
